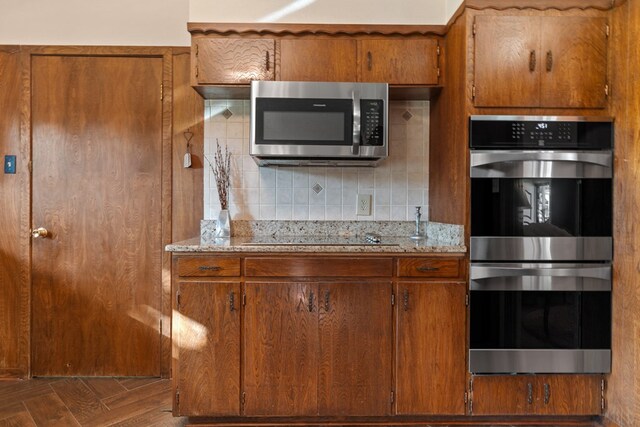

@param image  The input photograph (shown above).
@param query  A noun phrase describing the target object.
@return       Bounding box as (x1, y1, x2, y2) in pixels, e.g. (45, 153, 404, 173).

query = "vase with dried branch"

(206, 140, 232, 237)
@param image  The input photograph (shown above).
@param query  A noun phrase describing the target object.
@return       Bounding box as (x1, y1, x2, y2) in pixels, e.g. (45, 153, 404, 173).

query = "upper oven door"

(470, 150, 613, 261)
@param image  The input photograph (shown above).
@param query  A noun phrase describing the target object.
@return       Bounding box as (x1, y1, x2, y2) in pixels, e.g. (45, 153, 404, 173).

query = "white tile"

(276, 204, 293, 220)
(408, 172, 424, 190)
(342, 172, 358, 192)
(226, 100, 244, 122)
(244, 204, 260, 220)
(408, 189, 423, 205)
(325, 205, 342, 220)
(391, 188, 407, 205)
(325, 188, 342, 205)
(309, 205, 325, 220)
(358, 169, 374, 190)
(309, 188, 326, 205)
(260, 204, 276, 220)
(293, 187, 309, 205)
(293, 169, 309, 188)
(259, 168, 276, 188)
(276, 188, 293, 204)
(391, 205, 407, 221)
(374, 188, 390, 206)
(276, 168, 293, 188)
(260, 187, 276, 204)
(374, 170, 390, 190)
(244, 188, 260, 205)
(389, 123, 407, 141)
(342, 187, 357, 205)
(326, 169, 343, 189)
(293, 205, 309, 220)
(374, 205, 390, 221)
(342, 205, 357, 220)
(210, 121, 227, 140)
(243, 155, 259, 173)
(243, 172, 260, 188)
(227, 120, 245, 139)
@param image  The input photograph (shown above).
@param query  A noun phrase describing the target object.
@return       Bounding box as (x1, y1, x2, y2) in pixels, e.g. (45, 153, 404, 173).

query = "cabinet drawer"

(245, 257, 393, 277)
(397, 258, 461, 278)
(176, 256, 241, 277)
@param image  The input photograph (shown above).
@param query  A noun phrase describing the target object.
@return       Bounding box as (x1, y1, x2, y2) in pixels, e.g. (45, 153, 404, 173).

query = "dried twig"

(205, 139, 231, 210)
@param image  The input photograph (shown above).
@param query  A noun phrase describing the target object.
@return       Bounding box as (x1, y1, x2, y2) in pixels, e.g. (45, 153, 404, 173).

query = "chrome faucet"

(410, 206, 425, 240)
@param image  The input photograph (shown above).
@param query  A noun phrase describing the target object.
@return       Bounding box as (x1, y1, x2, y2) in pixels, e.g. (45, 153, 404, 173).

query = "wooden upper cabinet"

(279, 39, 357, 82)
(175, 281, 241, 416)
(193, 38, 275, 84)
(473, 15, 608, 108)
(360, 39, 440, 85)
(395, 282, 466, 415)
(471, 374, 602, 416)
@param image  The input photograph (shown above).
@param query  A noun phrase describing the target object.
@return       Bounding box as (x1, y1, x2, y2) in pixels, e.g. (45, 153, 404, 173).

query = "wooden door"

(473, 15, 541, 107)
(535, 375, 602, 415)
(395, 282, 466, 415)
(243, 282, 319, 416)
(318, 282, 392, 416)
(175, 281, 240, 416)
(279, 39, 357, 82)
(540, 17, 608, 108)
(194, 39, 275, 84)
(31, 55, 163, 376)
(471, 375, 534, 415)
(360, 39, 440, 85)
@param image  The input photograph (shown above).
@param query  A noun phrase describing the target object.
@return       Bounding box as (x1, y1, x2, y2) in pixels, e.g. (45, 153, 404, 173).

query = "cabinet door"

(536, 375, 602, 415)
(193, 38, 275, 84)
(176, 281, 240, 416)
(279, 39, 357, 82)
(243, 282, 319, 416)
(540, 17, 608, 108)
(473, 15, 541, 107)
(318, 282, 392, 415)
(471, 375, 535, 415)
(396, 282, 466, 415)
(360, 39, 440, 85)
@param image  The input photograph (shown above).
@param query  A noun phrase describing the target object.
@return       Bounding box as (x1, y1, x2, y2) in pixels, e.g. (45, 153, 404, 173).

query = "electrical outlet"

(357, 194, 372, 216)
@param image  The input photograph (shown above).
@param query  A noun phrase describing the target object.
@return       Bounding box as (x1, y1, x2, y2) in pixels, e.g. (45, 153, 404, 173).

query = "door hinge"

(195, 43, 199, 56)
(468, 378, 474, 415)
(195, 65, 199, 79)
(437, 44, 441, 56)
(472, 21, 477, 36)
(175, 390, 180, 409)
(601, 378, 606, 413)
(176, 291, 181, 311)
(605, 84, 610, 97)
(472, 85, 476, 99)
(606, 24, 610, 38)
(465, 294, 469, 306)
(242, 293, 246, 306)
(160, 83, 164, 101)
(159, 319, 163, 335)
(464, 391, 468, 404)
(437, 67, 441, 78)
(390, 390, 395, 404)
(241, 391, 246, 407)
(391, 292, 395, 306)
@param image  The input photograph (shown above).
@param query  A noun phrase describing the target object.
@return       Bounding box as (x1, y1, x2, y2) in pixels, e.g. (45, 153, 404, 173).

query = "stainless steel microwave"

(250, 81, 388, 167)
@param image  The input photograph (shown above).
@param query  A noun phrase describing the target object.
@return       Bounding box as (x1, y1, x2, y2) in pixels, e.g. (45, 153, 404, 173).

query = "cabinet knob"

(367, 51, 373, 71)
(546, 50, 553, 72)
(31, 227, 49, 239)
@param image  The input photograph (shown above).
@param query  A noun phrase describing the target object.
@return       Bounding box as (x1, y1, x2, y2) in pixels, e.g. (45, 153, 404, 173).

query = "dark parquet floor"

(0, 377, 186, 427)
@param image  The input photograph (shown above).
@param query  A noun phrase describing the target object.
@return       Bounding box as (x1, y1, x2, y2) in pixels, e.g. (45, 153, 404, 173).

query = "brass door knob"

(31, 227, 49, 238)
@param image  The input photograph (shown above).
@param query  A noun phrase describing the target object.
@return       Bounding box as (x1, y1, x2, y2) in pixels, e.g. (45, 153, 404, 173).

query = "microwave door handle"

(470, 151, 612, 169)
(352, 90, 361, 155)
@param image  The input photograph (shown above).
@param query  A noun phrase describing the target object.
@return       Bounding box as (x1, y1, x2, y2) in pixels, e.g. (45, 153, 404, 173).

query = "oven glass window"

(470, 291, 611, 349)
(471, 178, 612, 237)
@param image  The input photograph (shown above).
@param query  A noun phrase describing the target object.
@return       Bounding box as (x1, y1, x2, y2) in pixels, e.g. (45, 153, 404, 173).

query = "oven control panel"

(361, 99, 384, 146)
(470, 116, 613, 149)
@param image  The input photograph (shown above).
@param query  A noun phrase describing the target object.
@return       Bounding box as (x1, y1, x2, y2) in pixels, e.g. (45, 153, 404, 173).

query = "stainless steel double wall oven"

(469, 116, 613, 374)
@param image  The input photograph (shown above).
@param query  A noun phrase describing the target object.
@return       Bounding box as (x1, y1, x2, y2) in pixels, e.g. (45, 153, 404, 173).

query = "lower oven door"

(469, 263, 611, 374)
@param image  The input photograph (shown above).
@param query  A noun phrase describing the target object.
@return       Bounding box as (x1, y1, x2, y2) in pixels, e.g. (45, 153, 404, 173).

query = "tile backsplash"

(203, 100, 429, 221)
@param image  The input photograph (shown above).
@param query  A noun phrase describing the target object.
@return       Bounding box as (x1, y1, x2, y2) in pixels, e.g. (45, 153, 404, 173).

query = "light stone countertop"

(166, 220, 466, 254)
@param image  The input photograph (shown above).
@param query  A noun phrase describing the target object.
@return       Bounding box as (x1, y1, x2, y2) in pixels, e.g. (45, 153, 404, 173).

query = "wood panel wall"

(606, 2, 640, 425)
(0, 46, 204, 379)
(0, 46, 28, 378)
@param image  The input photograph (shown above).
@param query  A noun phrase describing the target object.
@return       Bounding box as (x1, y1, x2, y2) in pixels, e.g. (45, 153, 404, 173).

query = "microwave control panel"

(361, 99, 384, 146)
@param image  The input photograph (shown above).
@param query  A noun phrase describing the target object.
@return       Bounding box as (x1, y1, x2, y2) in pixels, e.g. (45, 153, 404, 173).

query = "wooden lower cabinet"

(470, 374, 603, 416)
(174, 280, 241, 416)
(395, 281, 466, 415)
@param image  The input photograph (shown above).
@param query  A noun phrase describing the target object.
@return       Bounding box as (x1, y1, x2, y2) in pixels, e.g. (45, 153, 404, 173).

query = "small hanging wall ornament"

(183, 130, 194, 168)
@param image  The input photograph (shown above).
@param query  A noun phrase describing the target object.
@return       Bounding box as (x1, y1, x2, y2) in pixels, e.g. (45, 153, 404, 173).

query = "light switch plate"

(4, 155, 16, 174)
(357, 194, 372, 216)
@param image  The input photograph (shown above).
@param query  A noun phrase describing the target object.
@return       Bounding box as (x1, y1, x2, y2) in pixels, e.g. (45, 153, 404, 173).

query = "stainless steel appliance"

(468, 115, 613, 374)
(250, 81, 388, 166)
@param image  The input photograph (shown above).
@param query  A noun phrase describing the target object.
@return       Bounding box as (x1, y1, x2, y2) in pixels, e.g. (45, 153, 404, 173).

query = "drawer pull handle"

(546, 50, 553, 72)
(324, 290, 330, 312)
(529, 50, 536, 72)
(230, 291, 236, 312)
(417, 266, 439, 272)
(544, 383, 550, 405)
(308, 291, 314, 312)
(403, 288, 409, 311)
(527, 383, 534, 405)
(367, 51, 372, 70)
(199, 266, 221, 271)
(265, 51, 270, 71)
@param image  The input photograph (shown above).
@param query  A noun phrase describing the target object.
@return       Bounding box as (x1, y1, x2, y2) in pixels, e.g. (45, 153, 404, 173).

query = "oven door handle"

(470, 264, 611, 291)
(470, 151, 612, 179)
